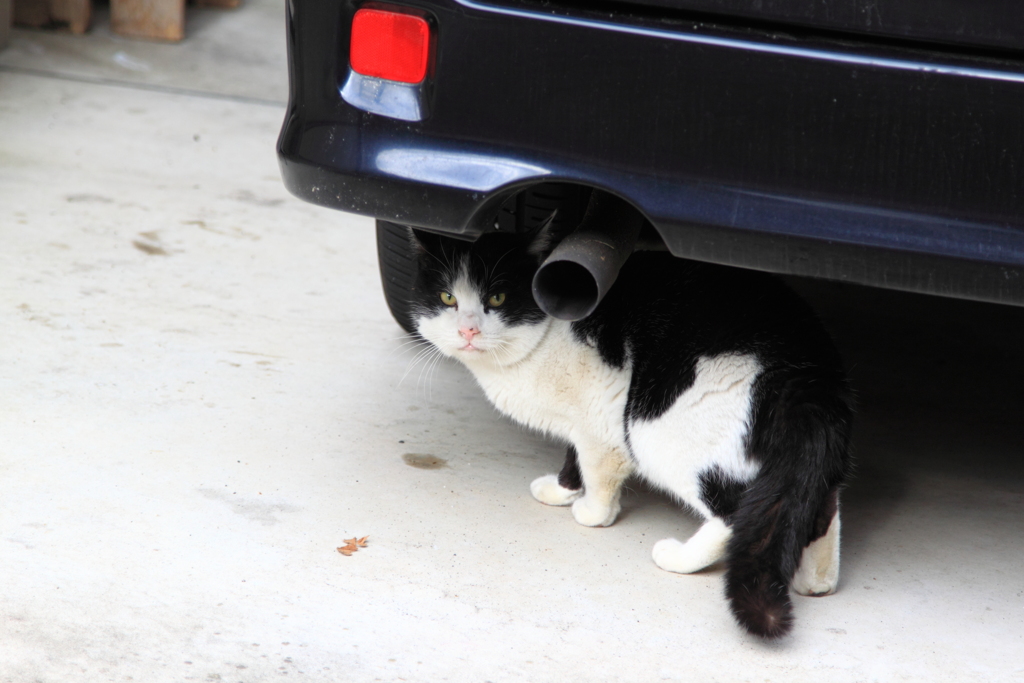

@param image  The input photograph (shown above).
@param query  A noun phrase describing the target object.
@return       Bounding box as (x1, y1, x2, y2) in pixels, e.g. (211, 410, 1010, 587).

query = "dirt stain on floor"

(132, 239, 168, 256)
(402, 453, 447, 469)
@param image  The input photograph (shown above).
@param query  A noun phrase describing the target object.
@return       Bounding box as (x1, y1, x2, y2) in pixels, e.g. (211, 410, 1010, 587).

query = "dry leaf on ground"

(337, 536, 368, 556)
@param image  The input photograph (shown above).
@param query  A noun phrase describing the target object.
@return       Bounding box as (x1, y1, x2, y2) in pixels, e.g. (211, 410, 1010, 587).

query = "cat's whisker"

(414, 347, 437, 386)
(489, 246, 517, 279)
(398, 344, 442, 388)
(414, 345, 443, 389)
(491, 343, 512, 364)
(398, 355, 432, 390)
(422, 346, 449, 399)
(418, 243, 449, 272)
(474, 252, 490, 283)
(388, 336, 429, 358)
(389, 334, 427, 348)
(422, 347, 450, 400)
(408, 343, 437, 363)
(440, 244, 459, 282)
(489, 338, 517, 365)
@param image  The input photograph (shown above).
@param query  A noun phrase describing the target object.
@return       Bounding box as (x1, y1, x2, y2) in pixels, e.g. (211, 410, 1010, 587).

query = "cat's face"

(410, 229, 552, 367)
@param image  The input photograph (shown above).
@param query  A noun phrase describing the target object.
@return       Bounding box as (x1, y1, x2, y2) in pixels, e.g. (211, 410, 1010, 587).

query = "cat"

(407, 223, 853, 639)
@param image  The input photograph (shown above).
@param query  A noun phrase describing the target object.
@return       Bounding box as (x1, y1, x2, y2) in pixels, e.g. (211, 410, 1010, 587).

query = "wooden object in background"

(194, 0, 241, 7)
(1, 0, 11, 50)
(110, 0, 185, 42)
(13, 0, 92, 34)
(10, 0, 241, 43)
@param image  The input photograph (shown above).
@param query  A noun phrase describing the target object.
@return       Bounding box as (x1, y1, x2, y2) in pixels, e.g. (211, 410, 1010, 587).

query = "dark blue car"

(278, 0, 1024, 330)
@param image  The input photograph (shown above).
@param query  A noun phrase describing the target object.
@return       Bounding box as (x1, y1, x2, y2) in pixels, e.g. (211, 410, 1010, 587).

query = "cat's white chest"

(466, 322, 630, 446)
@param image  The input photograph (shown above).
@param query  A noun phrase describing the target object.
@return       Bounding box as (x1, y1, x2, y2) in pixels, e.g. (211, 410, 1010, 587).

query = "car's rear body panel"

(571, 0, 1024, 52)
(278, 0, 1024, 305)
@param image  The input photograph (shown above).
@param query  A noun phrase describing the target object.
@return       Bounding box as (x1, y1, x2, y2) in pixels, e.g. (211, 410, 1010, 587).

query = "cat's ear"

(526, 210, 560, 259)
(408, 227, 443, 256)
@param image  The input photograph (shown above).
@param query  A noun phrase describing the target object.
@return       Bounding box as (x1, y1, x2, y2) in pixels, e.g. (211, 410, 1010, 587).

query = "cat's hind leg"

(530, 445, 584, 506)
(791, 501, 841, 597)
(570, 440, 633, 527)
(652, 517, 731, 574)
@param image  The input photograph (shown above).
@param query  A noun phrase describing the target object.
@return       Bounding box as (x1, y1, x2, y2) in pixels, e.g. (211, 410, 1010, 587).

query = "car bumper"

(278, 0, 1024, 305)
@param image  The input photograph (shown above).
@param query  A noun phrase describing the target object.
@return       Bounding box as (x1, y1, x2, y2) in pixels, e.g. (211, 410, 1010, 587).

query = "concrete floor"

(2, 3, 1023, 682)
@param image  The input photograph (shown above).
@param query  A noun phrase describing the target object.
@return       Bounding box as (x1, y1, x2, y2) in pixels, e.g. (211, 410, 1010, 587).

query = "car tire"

(376, 219, 420, 335)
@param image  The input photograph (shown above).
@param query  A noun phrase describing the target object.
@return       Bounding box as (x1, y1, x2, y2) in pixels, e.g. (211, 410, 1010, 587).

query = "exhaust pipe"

(532, 190, 644, 321)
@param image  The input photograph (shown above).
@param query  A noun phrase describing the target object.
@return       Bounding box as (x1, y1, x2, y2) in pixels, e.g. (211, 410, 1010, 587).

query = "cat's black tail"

(725, 371, 853, 639)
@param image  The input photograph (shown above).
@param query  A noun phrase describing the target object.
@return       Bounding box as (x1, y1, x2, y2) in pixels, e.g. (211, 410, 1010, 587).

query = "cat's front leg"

(569, 441, 633, 527)
(530, 445, 583, 506)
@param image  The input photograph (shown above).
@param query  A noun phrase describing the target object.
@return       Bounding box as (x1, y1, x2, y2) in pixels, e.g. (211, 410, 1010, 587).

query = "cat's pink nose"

(459, 326, 480, 342)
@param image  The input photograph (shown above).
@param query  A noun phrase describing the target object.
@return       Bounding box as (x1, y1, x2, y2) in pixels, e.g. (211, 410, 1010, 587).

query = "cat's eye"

(488, 293, 506, 307)
(439, 291, 457, 306)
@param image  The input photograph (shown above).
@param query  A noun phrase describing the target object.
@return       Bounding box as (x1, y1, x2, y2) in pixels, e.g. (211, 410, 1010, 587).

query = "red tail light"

(349, 7, 431, 85)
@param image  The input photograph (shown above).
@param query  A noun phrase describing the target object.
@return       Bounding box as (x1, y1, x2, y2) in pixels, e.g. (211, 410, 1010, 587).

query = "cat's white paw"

(571, 495, 619, 527)
(530, 474, 582, 506)
(653, 538, 699, 573)
(652, 519, 731, 574)
(791, 570, 838, 597)
(652, 537, 719, 574)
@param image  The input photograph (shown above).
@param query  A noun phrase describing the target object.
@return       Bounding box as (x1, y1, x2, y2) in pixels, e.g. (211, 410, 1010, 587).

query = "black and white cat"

(408, 224, 853, 639)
